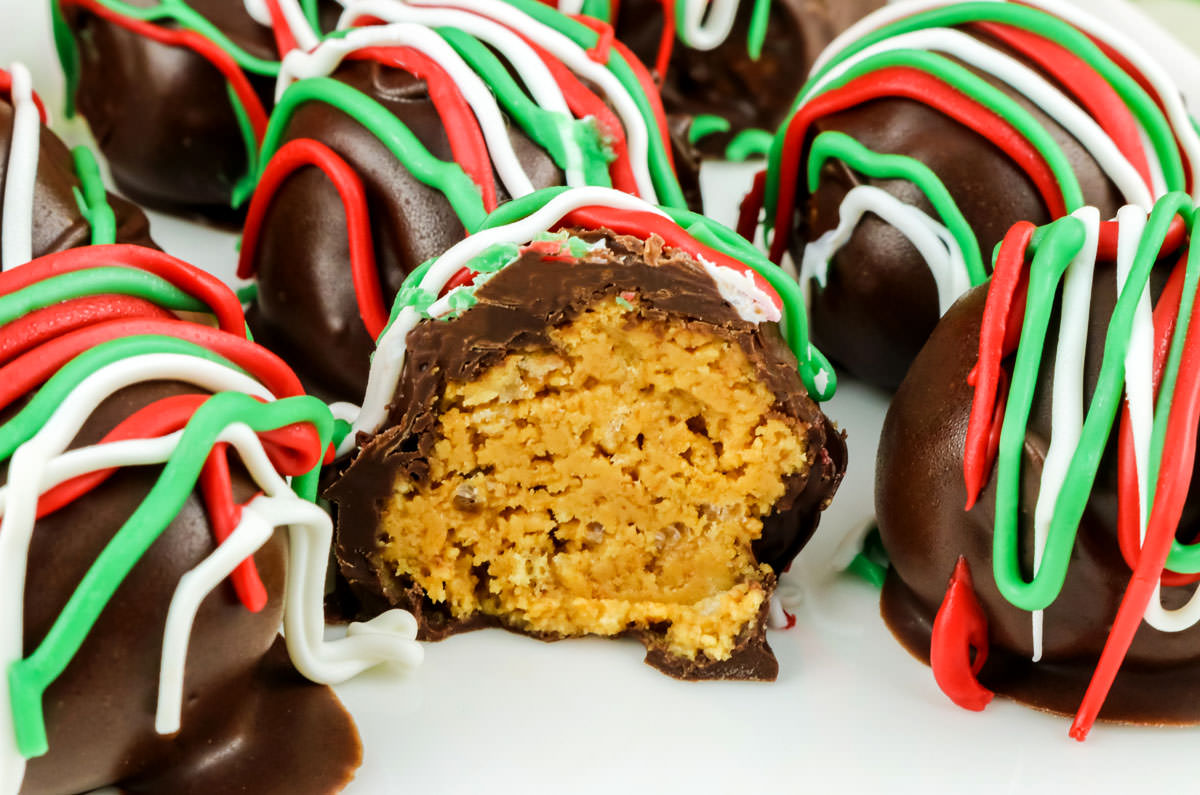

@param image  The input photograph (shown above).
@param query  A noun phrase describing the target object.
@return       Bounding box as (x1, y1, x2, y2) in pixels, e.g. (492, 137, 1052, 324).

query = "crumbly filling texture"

(377, 297, 809, 660)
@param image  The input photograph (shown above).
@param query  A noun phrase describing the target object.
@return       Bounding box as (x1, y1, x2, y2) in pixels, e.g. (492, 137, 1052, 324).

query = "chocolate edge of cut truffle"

(326, 227, 846, 680)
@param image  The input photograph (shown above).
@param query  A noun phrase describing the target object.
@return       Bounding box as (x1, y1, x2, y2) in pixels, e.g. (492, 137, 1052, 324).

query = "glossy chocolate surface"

(0, 100, 153, 254)
(876, 262, 1200, 722)
(18, 382, 360, 794)
(60, 0, 279, 220)
(328, 229, 846, 679)
(795, 31, 1124, 391)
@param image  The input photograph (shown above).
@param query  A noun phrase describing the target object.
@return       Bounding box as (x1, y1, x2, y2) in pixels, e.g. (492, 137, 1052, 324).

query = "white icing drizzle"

(243, 0, 324, 51)
(341, 0, 660, 203)
(280, 22, 545, 196)
(554, 0, 744, 51)
(2, 64, 39, 272)
(697, 255, 781, 325)
(0, 353, 422, 788)
(807, 0, 1200, 201)
(341, 186, 779, 456)
(556, 0, 586, 14)
(1027, 206, 1100, 661)
(800, 28, 1154, 209)
(1119, 210, 1200, 632)
(800, 184, 969, 316)
(677, 0, 739, 51)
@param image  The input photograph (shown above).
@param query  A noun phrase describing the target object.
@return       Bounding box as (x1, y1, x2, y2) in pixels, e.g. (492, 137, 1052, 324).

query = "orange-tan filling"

(377, 297, 809, 660)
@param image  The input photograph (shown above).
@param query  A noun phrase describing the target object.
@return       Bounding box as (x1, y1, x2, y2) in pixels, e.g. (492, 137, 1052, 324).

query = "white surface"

(8, 0, 1200, 792)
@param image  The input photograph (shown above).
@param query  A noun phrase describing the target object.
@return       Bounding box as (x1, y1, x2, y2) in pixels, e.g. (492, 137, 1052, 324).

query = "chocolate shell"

(0, 100, 153, 255)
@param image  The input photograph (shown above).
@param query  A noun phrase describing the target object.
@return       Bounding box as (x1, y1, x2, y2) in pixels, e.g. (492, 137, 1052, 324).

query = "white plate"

(8, 0, 1200, 792)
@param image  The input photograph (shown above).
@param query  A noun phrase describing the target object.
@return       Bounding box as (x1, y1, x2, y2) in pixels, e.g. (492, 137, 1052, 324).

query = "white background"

(8, 0, 1200, 791)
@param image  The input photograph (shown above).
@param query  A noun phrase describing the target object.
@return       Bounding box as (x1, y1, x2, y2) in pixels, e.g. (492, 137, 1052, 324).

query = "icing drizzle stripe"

(2, 64, 39, 272)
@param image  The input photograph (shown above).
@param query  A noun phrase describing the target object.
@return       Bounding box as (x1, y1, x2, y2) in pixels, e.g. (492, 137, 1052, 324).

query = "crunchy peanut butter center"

(377, 297, 809, 660)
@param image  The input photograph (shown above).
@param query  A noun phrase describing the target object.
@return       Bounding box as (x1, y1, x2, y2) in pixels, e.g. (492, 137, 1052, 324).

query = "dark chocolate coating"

(327, 229, 846, 679)
(794, 30, 1125, 391)
(59, 0, 281, 221)
(0, 101, 153, 255)
(876, 260, 1200, 722)
(246, 59, 703, 404)
(17, 382, 360, 794)
(613, 0, 883, 156)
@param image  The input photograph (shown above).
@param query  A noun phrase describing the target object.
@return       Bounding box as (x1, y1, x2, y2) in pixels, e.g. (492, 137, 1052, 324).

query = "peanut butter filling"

(376, 297, 809, 661)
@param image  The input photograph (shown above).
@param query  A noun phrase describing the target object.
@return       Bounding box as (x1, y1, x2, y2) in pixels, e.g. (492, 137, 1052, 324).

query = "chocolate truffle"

(605, 0, 885, 159)
(743, 0, 1199, 390)
(238, 0, 702, 403)
(327, 186, 845, 680)
(876, 195, 1200, 739)
(0, 244, 420, 794)
(0, 64, 152, 264)
(51, 0, 335, 219)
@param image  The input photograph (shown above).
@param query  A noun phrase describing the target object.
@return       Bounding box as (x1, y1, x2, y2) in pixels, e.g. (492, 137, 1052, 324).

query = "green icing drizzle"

(746, 0, 771, 61)
(846, 527, 889, 588)
(259, 78, 488, 229)
(438, 27, 613, 186)
(808, 131, 985, 285)
(0, 268, 209, 324)
(579, 0, 613, 24)
(822, 49, 1082, 212)
(992, 194, 1197, 611)
(236, 282, 259, 305)
(69, 147, 117, 247)
(49, 1, 79, 118)
(300, 0, 322, 33)
(688, 114, 731, 145)
(724, 128, 773, 161)
(765, 2, 1184, 227)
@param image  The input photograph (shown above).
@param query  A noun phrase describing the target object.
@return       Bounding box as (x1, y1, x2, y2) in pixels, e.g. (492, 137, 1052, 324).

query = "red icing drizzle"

(930, 556, 994, 712)
(1116, 251, 1198, 586)
(350, 45, 500, 212)
(1072, 265, 1200, 739)
(971, 21, 1154, 189)
(1, 244, 249, 335)
(767, 66, 1067, 263)
(963, 221, 1034, 509)
(237, 138, 388, 338)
